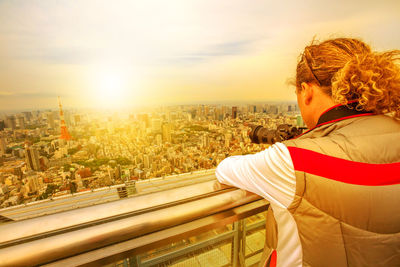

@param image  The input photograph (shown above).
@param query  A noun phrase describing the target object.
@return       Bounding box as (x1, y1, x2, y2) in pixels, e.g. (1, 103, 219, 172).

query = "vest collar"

(297, 101, 374, 138)
(316, 101, 373, 126)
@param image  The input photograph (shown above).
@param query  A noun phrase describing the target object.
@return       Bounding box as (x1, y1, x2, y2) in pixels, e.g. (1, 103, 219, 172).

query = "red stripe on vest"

(287, 147, 400, 186)
(270, 250, 277, 267)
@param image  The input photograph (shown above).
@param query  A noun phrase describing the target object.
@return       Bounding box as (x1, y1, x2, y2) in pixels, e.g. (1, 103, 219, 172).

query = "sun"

(92, 69, 128, 109)
(99, 73, 123, 99)
(87, 65, 142, 109)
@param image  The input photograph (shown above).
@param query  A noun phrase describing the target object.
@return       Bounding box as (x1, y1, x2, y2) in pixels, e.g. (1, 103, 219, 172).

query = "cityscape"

(0, 1, 398, 265)
(0, 99, 302, 209)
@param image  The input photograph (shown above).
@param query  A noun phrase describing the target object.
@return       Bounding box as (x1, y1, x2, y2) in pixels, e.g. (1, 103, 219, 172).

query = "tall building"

(269, 105, 278, 115)
(297, 115, 305, 127)
(225, 133, 232, 148)
(74, 114, 81, 125)
(108, 167, 116, 183)
(0, 120, 5, 131)
(27, 175, 41, 193)
(162, 123, 172, 143)
(25, 145, 41, 171)
(204, 106, 209, 116)
(63, 110, 72, 126)
(156, 134, 162, 146)
(138, 113, 150, 128)
(6, 116, 16, 130)
(202, 134, 210, 148)
(58, 97, 71, 140)
(196, 106, 202, 118)
(47, 112, 55, 129)
(216, 107, 224, 121)
(152, 118, 162, 133)
(115, 165, 121, 179)
(17, 116, 25, 130)
(22, 111, 32, 122)
(232, 106, 238, 119)
(221, 106, 227, 118)
(0, 137, 7, 156)
(143, 154, 151, 169)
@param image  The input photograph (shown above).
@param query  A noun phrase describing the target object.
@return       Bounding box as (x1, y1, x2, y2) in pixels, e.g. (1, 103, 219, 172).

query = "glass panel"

(110, 211, 267, 267)
(137, 225, 233, 267)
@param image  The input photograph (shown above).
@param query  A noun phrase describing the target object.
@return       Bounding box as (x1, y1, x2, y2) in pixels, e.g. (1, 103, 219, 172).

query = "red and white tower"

(58, 96, 71, 141)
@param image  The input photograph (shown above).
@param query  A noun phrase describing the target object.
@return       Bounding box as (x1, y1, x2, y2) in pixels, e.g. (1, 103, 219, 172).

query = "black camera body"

(248, 124, 306, 144)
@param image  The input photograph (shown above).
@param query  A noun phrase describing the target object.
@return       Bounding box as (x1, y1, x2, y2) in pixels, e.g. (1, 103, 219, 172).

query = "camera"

(248, 124, 306, 144)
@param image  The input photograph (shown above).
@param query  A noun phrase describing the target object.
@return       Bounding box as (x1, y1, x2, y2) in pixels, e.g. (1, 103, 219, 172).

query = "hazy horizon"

(0, 100, 298, 116)
(1, 0, 399, 111)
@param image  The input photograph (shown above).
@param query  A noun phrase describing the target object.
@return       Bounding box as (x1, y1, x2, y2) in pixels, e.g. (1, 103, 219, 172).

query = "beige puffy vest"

(262, 113, 400, 267)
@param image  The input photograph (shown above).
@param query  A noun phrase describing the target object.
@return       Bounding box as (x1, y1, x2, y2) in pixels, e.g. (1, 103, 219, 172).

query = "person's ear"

(301, 82, 313, 105)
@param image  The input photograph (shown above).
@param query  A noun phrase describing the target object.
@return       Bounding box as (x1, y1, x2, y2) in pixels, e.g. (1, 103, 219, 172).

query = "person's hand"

(213, 181, 231, 191)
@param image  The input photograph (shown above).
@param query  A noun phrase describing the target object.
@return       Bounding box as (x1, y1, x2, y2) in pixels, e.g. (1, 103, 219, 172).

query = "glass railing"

(113, 213, 267, 267)
(0, 175, 269, 267)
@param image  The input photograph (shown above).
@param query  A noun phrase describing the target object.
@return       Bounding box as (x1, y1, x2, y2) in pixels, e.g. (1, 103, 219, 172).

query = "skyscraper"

(162, 123, 172, 143)
(138, 113, 150, 128)
(5, 116, 16, 130)
(0, 137, 7, 156)
(156, 134, 162, 146)
(202, 134, 209, 148)
(74, 114, 81, 125)
(143, 154, 151, 169)
(27, 175, 41, 193)
(22, 111, 32, 122)
(232, 106, 238, 119)
(47, 112, 55, 129)
(225, 133, 232, 148)
(152, 118, 162, 133)
(297, 115, 305, 127)
(17, 116, 25, 130)
(25, 145, 41, 171)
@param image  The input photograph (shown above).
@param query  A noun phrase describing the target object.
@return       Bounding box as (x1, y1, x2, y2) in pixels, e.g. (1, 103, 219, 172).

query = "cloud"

(0, 0, 399, 110)
(0, 91, 67, 98)
(0, 0, 274, 66)
(0, 91, 14, 96)
(164, 39, 261, 65)
(41, 46, 95, 64)
(194, 40, 258, 57)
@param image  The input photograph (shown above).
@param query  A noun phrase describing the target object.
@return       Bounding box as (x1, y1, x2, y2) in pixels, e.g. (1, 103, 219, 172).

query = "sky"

(0, 0, 399, 111)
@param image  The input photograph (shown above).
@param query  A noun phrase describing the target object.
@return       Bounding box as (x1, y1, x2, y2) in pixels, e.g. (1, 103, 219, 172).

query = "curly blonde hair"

(296, 38, 400, 119)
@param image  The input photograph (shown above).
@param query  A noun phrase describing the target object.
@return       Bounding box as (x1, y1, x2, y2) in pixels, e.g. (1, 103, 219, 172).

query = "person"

(215, 38, 400, 267)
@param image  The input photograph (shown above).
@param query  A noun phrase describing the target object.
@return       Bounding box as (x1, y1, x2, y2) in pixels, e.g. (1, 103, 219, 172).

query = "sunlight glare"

(93, 69, 128, 109)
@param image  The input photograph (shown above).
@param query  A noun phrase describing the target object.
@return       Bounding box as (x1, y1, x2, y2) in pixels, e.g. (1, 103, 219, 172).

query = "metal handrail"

(0, 178, 268, 267)
(45, 199, 269, 267)
(0, 180, 229, 245)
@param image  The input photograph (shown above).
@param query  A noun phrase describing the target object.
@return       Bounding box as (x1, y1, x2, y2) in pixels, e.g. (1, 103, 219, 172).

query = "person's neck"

(310, 95, 336, 128)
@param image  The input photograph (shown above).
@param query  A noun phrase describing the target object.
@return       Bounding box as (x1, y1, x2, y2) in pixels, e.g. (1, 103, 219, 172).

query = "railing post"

(240, 219, 247, 266)
(232, 221, 239, 267)
(232, 220, 246, 267)
(129, 255, 141, 267)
